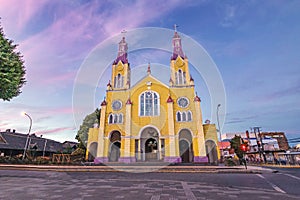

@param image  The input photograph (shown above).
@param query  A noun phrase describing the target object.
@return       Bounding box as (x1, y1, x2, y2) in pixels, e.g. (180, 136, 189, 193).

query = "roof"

(0, 131, 63, 152)
(62, 141, 78, 149)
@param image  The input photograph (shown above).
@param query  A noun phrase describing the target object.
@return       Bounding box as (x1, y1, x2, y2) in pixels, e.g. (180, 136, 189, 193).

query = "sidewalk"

(0, 163, 274, 173)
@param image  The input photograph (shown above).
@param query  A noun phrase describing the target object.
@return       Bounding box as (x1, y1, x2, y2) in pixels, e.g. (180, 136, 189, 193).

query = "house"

(0, 129, 63, 158)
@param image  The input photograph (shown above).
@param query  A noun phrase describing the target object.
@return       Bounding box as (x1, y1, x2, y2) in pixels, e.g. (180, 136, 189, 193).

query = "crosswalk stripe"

(281, 173, 300, 181)
(256, 174, 286, 194)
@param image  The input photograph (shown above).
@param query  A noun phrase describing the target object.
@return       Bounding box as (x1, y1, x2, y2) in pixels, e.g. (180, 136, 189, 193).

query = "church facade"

(86, 30, 219, 164)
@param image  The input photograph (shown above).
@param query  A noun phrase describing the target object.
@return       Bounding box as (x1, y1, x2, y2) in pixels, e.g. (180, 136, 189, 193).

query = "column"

(119, 99, 135, 163)
(164, 96, 181, 163)
(193, 96, 208, 163)
(95, 100, 109, 164)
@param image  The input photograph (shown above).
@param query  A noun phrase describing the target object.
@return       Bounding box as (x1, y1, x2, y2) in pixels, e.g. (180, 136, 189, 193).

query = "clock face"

(112, 100, 122, 111)
(177, 97, 189, 108)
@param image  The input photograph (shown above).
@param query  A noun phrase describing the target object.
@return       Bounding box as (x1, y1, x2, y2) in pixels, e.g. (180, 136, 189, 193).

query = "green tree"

(0, 23, 26, 101)
(75, 108, 100, 149)
(230, 135, 244, 160)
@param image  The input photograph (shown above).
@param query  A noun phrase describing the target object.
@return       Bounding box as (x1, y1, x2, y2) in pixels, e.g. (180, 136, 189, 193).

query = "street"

(0, 167, 300, 200)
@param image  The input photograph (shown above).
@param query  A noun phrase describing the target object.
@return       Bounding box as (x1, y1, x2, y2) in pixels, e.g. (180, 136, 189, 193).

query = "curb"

(0, 164, 267, 174)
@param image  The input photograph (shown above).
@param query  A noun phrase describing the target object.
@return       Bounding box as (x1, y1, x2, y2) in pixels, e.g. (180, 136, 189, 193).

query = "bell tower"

(169, 25, 193, 87)
(110, 37, 131, 90)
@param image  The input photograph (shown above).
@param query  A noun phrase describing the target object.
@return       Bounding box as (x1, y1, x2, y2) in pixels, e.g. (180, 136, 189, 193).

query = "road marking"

(181, 181, 197, 200)
(150, 195, 160, 200)
(281, 173, 300, 181)
(256, 174, 286, 194)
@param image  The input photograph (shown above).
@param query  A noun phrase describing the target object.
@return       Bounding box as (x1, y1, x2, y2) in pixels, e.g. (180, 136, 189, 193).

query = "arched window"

(114, 73, 124, 88)
(108, 114, 113, 124)
(139, 91, 160, 116)
(113, 114, 118, 124)
(178, 69, 183, 85)
(182, 112, 187, 121)
(177, 110, 192, 122)
(176, 69, 186, 85)
(187, 111, 192, 121)
(183, 72, 186, 84)
(176, 111, 181, 121)
(109, 113, 123, 124)
(118, 114, 123, 123)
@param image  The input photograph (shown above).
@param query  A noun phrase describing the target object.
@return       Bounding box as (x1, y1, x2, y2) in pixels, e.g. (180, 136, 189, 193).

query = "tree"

(0, 23, 26, 101)
(230, 135, 244, 160)
(230, 135, 248, 167)
(75, 108, 100, 149)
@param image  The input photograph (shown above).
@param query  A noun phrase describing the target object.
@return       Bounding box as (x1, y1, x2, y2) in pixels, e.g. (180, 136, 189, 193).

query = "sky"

(0, 0, 299, 145)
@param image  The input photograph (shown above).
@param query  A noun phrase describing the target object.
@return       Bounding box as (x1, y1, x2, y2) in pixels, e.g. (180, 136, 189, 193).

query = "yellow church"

(86, 30, 219, 164)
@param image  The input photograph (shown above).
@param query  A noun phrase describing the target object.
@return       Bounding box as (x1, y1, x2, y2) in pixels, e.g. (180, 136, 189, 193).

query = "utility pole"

(43, 139, 47, 157)
(253, 127, 266, 163)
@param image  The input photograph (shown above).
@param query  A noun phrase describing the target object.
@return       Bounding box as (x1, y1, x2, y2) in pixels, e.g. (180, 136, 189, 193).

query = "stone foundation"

(193, 156, 208, 163)
(119, 157, 136, 163)
(94, 157, 109, 164)
(164, 156, 182, 163)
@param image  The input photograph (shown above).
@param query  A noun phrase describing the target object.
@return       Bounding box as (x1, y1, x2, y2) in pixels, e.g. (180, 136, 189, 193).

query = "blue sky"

(0, 0, 299, 144)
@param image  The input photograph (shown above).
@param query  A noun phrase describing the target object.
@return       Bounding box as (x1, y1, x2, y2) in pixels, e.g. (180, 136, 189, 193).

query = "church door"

(109, 142, 121, 162)
(179, 129, 193, 163)
(179, 140, 190, 163)
(205, 140, 218, 165)
(88, 142, 98, 162)
(109, 131, 121, 162)
(145, 138, 158, 161)
(140, 127, 160, 161)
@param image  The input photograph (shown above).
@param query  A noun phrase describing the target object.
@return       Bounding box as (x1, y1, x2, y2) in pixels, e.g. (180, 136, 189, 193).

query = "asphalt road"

(0, 167, 299, 200)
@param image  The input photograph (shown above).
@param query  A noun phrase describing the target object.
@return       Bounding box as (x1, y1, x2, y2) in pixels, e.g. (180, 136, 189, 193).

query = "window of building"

(182, 112, 186, 121)
(109, 114, 113, 124)
(176, 111, 181, 122)
(118, 114, 123, 123)
(108, 113, 123, 124)
(187, 111, 192, 121)
(176, 111, 192, 122)
(114, 73, 124, 88)
(175, 69, 186, 85)
(139, 91, 160, 116)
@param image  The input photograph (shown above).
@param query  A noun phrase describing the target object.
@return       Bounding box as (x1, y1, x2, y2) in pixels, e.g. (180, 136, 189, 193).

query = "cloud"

(0, 0, 50, 36)
(225, 114, 259, 125)
(220, 4, 237, 27)
(35, 127, 75, 136)
(262, 83, 300, 102)
(12, 0, 194, 92)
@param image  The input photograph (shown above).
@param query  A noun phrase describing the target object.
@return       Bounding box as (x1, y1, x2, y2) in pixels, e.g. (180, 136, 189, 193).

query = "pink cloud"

(0, 0, 50, 35)
(35, 127, 75, 136)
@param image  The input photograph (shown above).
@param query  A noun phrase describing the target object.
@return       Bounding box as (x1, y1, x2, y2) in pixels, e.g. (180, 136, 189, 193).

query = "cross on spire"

(147, 62, 151, 74)
(121, 29, 127, 36)
(114, 31, 128, 64)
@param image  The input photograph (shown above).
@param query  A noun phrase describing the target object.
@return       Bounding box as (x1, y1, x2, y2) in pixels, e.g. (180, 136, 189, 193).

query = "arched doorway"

(145, 138, 158, 160)
(140, 127, 160, 161)
(179, 129, 193, 163)
(205, 140, 218, 165)
(88, 142, 98, 161)
(109, 131, 121, 162)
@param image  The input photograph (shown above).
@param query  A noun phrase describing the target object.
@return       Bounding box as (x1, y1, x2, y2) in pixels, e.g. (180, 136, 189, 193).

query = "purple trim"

(113, 53, 128, 64)
(171, 54, 184, 60)
(119, 157, 136, 163)
(94, 157, 109, 164)
(164, 156, 182, 163)
(193, 156, 208, 163)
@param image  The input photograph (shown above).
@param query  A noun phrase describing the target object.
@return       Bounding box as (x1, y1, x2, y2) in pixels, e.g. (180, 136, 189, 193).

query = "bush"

(224, 157, 237, 166)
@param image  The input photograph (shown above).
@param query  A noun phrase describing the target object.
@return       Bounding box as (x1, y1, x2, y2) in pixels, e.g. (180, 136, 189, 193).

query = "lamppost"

(21, 112, 32, 160)
(217, 104, 223, 162)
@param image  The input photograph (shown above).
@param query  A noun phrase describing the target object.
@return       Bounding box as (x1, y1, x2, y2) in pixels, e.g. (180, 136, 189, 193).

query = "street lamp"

(21, 112, 32, 160)
(217, 104, 223, 162)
